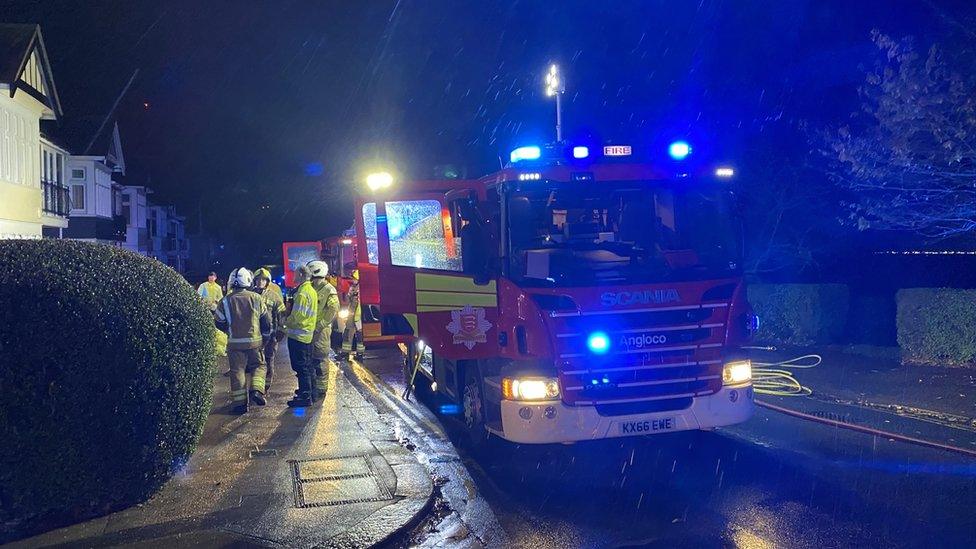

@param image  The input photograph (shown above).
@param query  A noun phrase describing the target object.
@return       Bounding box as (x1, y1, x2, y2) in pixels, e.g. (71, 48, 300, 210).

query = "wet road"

(353, 351, 976, 548)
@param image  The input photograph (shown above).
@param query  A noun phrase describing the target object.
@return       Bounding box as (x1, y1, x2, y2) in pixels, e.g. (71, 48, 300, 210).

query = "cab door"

(371, 194, 500, 363)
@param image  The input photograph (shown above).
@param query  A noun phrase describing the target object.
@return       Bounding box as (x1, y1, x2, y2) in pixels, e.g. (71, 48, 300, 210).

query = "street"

(353, 349, 976, 548)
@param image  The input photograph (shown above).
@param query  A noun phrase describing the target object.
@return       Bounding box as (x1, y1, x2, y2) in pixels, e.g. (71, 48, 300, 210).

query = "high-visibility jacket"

(215, 289, 271, 351)
(285, 281, 317, 344)
(312, 279, 340, 359)
(197, 281, 224, 310)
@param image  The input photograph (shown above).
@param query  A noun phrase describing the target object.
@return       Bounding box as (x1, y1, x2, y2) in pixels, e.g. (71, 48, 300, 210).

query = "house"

(119, 184, 150, 255)
(147, 201, 189, 274)
(63, 122, 127, 244)
(0, 23, 65, 239)
(39, 134, 70, 237)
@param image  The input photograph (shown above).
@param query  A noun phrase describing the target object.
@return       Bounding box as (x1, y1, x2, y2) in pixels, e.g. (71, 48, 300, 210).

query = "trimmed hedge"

(747, 284, 850, 345)
(897, 288, 976, 366)
(0, 240, 215, 539)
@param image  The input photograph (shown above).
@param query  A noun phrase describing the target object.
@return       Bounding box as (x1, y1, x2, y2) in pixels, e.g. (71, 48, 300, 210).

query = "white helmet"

(293, 264, 312, 284)
(307, 260, 329, 279)
(229, 267, 254, 288)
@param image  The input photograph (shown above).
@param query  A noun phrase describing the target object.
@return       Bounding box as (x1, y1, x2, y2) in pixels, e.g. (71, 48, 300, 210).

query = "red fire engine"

(283, 233, 401, 347)
(354, 142, 756, 444)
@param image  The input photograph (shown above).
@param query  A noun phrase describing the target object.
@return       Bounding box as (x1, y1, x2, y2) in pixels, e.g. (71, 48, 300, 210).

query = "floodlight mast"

(545, 64, 566, 142)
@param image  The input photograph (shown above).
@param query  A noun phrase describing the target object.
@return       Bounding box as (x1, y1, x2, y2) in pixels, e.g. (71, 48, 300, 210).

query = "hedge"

(897, 288, 976, 366)
(747, 284, 850, 345)
(0, 240, 215, 540)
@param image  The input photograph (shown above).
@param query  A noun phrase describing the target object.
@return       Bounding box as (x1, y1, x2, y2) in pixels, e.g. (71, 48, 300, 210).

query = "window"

(387, 200, 462, 270)
(71, 184, 85, 210)
(71, 168, 85, 179)
(361, 202, 379, 265)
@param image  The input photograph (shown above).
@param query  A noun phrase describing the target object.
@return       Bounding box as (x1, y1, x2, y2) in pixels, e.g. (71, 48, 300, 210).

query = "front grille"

(549, 302, 729, 405)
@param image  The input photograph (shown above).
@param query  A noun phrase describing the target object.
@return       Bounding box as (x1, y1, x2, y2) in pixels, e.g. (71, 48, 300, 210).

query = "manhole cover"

(289, 455, 393, 508)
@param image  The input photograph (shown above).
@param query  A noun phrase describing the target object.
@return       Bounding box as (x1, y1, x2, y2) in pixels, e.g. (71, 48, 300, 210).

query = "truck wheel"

(462, 366, 490, 452)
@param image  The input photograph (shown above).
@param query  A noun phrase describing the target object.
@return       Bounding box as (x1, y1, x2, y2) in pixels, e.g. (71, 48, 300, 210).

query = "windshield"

(506, 181, 741, 286)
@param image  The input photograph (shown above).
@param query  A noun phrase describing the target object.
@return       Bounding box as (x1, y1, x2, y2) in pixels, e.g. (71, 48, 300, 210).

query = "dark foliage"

(0, 240, 215, 540)
(897, 288, 976, 366)
(748, 284, 850, 345)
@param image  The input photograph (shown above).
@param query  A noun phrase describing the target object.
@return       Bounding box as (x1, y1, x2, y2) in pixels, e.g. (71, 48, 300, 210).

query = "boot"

(287, 394, 313, 407)
(250, 390, 266, 406)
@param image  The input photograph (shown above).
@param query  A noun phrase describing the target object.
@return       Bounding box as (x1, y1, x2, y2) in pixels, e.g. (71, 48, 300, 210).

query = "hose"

(745, 347, 976, 458)
(755, 400, 976, 459)
(747, 348, 821, 396)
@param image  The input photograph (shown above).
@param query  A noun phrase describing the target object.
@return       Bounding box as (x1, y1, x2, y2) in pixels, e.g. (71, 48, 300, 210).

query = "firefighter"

(198, 271, 227, 357)
(281, 264, 317, 407)
(197, 271, 223, 310)
(214, 267, 271, 414)
(307, 260, 340, 399)
(252, 268, 286, 389)
(341, 269, 364, 360)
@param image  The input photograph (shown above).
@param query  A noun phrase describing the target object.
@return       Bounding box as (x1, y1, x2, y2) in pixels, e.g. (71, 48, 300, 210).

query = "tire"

(462, 364, 491, 453)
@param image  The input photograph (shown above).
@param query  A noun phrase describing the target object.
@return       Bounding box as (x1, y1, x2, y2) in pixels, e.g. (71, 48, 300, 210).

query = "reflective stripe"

(288, 328, 313, 336)
(222, 300, 233, 328)
(229, 337, 261, 344)
(293, 304, 315, 316)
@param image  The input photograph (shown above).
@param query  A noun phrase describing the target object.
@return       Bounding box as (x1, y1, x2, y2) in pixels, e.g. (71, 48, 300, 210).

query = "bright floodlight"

(366, 171, 393, 191)
(510, 145, 541, 163)
(668, 141, 691, 160)
(545, 64, 563, 97)
(715, 167, 735, 178)
(573, 146, 589, 159)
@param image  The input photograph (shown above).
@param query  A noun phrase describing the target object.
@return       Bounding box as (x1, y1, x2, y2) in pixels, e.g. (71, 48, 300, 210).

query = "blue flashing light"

(587, 331, 611, 354)
(573, 146, 589, 159)
(668, 141, 691, 160)
(511, 146, 541, 163)
(439, 404, 461, 415)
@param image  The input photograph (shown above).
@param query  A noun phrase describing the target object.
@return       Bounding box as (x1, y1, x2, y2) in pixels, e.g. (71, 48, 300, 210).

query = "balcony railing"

(42, 181, 70, 217)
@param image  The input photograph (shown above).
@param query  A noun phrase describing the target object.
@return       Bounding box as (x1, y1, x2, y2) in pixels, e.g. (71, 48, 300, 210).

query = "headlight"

(723, 360, 752, 385)
(338, 308, 350, 320)
(502, 377, 560, 401)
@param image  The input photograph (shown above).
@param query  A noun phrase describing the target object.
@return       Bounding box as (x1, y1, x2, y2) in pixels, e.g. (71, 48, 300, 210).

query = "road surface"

(348, 350, 976, 548)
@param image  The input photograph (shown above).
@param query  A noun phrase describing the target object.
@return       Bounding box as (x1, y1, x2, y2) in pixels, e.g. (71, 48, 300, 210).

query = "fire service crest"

(446, 305, 492, 350)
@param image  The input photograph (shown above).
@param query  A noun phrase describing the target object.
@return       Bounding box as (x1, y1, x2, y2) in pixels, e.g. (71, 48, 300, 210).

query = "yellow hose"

(750, 353, 821, 396)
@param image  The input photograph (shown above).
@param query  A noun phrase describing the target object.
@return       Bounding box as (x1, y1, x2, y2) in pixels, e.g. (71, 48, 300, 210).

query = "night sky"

(3, 0, 971, 265)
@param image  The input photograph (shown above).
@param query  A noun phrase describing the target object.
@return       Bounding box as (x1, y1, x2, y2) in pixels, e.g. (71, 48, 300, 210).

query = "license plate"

(619, 417, 675, 435)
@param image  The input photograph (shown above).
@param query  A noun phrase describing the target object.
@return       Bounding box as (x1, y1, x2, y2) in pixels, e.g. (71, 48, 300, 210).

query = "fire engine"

(354, 142, 756, 444)
(282, 233, 400, 347)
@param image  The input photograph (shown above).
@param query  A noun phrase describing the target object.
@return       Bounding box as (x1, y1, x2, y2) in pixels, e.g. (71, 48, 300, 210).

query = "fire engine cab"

(355, 142, 756, 444)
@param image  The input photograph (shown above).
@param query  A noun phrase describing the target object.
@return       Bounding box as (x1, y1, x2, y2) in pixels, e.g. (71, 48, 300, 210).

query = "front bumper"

(492, 384, 754, 444)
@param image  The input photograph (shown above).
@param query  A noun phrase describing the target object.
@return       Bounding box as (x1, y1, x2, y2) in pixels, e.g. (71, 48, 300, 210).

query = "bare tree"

(825, 31, 976, 239)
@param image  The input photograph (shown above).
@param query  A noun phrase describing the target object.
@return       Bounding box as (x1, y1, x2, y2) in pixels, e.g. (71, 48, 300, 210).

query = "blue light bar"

(668, 141, 691, 160)
(510, 146, 541, 163)
(573, 146, 589, 159)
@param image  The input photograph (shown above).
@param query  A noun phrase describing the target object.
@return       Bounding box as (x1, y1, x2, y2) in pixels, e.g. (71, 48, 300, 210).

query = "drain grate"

(289, 454, 393, 508)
